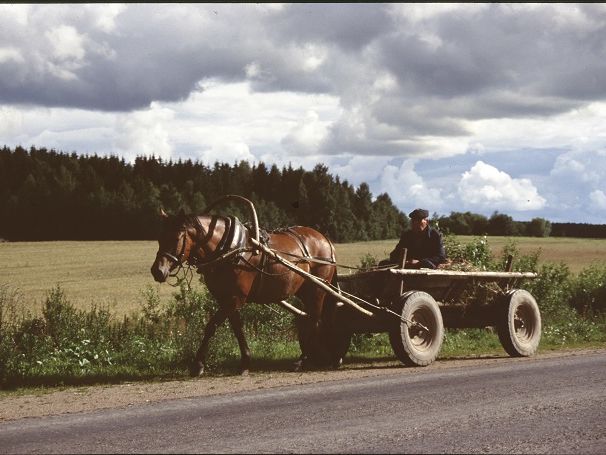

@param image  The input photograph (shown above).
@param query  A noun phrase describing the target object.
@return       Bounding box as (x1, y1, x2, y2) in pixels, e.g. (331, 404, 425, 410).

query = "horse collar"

(189, 215, 249, 266)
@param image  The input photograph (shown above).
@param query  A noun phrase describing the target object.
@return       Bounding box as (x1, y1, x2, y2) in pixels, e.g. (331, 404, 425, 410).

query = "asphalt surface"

(1, 351, 605, 454)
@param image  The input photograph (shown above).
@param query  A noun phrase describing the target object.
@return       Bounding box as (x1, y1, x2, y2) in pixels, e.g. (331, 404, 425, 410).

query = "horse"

(150, 201, 338, 376)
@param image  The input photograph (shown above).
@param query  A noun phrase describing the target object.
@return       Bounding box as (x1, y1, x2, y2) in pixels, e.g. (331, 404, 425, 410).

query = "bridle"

(155, 227, 195, 286)
(156, 227, 188, 264)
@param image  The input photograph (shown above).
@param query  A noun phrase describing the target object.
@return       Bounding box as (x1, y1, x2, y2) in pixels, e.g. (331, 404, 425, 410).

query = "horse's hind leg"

(296, 284, 331, 370)
(227, 310, 251, 375)
(294, 315, 313, 371)
(192, 305, 231, 377)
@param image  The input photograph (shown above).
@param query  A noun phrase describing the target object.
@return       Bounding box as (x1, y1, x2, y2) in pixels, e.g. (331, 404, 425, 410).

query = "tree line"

(1, 146, 604, 242)
(434, 211, 606, 238)
(0, 146, 406, 242)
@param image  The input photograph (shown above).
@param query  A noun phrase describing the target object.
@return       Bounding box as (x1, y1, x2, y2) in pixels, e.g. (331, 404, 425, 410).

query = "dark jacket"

(389, 226, 447, 269)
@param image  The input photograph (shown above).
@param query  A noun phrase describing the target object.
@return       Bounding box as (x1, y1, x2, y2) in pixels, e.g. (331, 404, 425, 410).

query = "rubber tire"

(389, 291, 444, 367)
(497, 289, 541, 357)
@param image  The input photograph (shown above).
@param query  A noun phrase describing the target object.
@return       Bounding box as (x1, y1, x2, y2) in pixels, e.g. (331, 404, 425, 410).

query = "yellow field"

(1, 236, 605, 317)
(0, 241, 175, 318)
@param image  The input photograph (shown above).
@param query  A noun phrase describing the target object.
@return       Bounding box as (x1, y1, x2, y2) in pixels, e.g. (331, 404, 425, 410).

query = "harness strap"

(283, 227, 311, 259)
(277, 226, 337, 264)
(272, 250, 336, 266)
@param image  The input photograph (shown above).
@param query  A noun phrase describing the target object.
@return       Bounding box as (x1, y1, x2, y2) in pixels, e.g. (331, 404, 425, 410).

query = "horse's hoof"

(240, 369, 249, 376)
(190, 361, 205, 377)
(292, 359, 304, 372)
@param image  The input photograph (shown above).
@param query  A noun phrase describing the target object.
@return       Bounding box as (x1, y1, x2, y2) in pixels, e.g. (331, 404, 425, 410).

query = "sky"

(1, 3, 606, 224)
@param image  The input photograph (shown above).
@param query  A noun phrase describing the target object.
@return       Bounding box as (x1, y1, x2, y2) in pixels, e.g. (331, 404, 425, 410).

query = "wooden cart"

(325, 253, 541, 367)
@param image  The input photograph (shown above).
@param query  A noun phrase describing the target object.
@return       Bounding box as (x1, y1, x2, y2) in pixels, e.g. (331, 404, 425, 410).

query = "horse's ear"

(160, 208, 169, 219)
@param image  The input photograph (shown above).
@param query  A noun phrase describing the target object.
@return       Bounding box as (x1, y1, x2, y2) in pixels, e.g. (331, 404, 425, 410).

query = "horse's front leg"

(192, 305, 231, 377)
(227, 310, 251, 376)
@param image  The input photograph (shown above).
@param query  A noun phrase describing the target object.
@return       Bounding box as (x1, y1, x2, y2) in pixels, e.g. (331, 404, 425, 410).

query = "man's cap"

(409, 208, 429, 220)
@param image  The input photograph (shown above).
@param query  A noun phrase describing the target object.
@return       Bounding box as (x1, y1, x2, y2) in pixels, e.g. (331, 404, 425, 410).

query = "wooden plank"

(388, 269, 537, 279)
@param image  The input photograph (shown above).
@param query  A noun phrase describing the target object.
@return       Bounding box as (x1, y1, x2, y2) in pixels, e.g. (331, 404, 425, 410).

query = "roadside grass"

(1, 236, 606, 392)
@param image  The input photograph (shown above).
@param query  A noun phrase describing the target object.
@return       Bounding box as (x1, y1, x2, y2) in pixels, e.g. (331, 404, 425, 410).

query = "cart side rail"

(336, 268, 537, 283)
(388, 269, 537, 280)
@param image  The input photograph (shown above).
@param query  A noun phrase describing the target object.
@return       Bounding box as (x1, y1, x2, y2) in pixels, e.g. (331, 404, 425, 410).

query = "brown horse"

(150, 207, 338, 376)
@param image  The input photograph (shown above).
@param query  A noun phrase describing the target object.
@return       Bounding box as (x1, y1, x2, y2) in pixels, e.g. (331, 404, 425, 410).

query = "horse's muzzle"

(151, 261, 169, 282)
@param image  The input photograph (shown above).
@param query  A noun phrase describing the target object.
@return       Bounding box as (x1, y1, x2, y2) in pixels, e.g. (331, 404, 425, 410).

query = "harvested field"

(1, 236, 605, 316)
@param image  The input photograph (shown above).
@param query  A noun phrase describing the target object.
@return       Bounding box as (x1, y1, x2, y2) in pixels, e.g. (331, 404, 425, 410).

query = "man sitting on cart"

(384, 208, 447, 269)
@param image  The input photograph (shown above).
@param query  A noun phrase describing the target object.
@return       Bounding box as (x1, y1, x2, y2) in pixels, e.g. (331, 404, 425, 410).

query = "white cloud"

(379, 160, 443, 210)
(166, 81, 340, 164)
(589, 190, 606, 210)
(0, 47, 24, 64)
(391, 3, 485, 24)
(300, 43, 328, 72)
(45, 25, 86, 61)
(198, 142, 256, 166)
(114, 103, 175, 162)
(87, 4, 126, 33)
(42, 25, 88, 81)
(331, 155, 392, 187)
(0, 106, 24, 137)
(469, 102, 606, 155)
(0, 4, 30, 26)
(551, 154, 586, 176)
(458, 161, 546, 211)
(550, 149, 606, 185)
(281, 110, 330, 155)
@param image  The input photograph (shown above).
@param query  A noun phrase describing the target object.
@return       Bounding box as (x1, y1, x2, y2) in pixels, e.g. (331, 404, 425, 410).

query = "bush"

(442, 235, 494, 270)
(442, 234, 466, 263)
(1, 283, 188, 387)
(0, 276, 304, 388)
(497, 238, 540, 272)
(567, 264, 606, 316)
(464, 236, 494, 269)
(525, 262, 572, 320)
(1, 285, 125, 385)
(358, 253, 378, 271)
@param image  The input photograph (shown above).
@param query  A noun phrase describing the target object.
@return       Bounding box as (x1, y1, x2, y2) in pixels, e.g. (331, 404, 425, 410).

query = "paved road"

(1, 351, 605, 454)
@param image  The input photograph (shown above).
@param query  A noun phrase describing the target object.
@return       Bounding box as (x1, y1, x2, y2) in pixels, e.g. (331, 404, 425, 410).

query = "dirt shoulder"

(1, 348, 603, 422)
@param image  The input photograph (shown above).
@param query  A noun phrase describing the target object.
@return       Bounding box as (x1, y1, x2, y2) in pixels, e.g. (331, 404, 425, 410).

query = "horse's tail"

(323, 253, 340, 312)
(323, 232, 338, 299)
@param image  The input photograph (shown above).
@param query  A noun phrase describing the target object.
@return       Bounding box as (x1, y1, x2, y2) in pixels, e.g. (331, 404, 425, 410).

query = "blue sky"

(1, 4, 606, 223)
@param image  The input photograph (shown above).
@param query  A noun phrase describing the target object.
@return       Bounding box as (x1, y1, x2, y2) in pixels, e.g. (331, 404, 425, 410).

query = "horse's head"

(150, 208, 199, 283)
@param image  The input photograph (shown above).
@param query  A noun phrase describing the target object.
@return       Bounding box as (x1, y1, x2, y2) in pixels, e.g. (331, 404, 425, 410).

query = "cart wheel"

(497, 289, 541, 357)
(389, 291, 444, 367)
